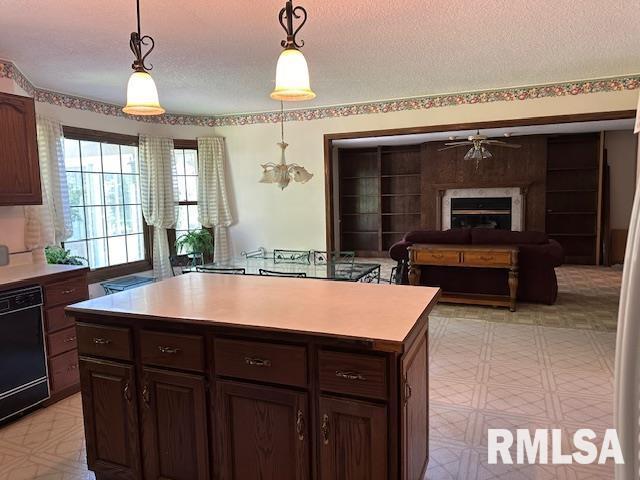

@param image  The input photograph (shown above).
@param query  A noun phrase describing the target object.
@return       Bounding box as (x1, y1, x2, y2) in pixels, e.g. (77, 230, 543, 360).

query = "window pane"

(101, 143, 121, 173)
(176, 205, 188, 231)
(174, 150, 185, 175)
(122, 174, 140, 204)
(106, 205, 126, 236)
(85, 206, 106, 238)
(64, 139, 81, 171)
(188, 205, 200, 230)
(121, 146, 139, 174)
(64, 241, 87, 264)
(126, 234, 144, 262)
(104, 174, 123, 205)
(176, 176, 187, 202)
(67, 172, 84, 206)
(82, 173, 104, 205)
(186, 176, 198, 202)
(80, 141, 102, 172)
(87, 238, 108, 268)
(184, 150, 197, 175)
(108, 236, 127, 266)
(125, 205, 143, 234)
(69, 207, 86, 241)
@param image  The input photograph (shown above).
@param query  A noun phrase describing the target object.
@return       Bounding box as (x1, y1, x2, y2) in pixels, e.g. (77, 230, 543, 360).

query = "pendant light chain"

(136, 0, 141, 37)
(281, 101, 285, 144)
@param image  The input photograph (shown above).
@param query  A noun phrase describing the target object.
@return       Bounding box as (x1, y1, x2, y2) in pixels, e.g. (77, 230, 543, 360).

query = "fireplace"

(451, 197, 512, 230)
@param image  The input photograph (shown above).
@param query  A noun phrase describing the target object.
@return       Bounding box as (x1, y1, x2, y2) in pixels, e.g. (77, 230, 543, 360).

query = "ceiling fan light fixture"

(123, 70, 165, 115)
(271, 47, 316, 101)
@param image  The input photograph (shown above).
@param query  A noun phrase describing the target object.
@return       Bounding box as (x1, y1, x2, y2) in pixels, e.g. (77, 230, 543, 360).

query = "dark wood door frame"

(323, 109, 636, 252)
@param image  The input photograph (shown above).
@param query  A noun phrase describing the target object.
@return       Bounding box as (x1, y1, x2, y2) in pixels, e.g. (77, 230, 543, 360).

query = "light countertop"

(67, 273, 440, 349)
(0, 263, 87, 290)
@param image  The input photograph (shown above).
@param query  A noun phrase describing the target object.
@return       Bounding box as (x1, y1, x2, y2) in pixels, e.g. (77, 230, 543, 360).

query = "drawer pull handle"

(296, 410, 305, 441)
(64, 336, 76, 343)
(244, 356, 272, 368)
(479, 255, 494, 261)
(142, 384, 150, 405)
(321, 414, 330, 445)
(92, 337, 111, 345)
(61, 288, 76, 295)
(123, 381, 132, 402)
(404, 380, 412, 405)
(158, 345, 181, 355)
(336, 370, 366, 381)
(431, 253, 444, 259)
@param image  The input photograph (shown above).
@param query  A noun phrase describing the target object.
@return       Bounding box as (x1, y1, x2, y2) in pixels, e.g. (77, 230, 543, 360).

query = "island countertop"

(67, 272, 440, 350)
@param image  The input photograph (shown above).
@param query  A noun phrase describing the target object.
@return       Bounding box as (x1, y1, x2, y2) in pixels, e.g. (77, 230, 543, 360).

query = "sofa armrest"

(519, 240, 564, 267)
(546, 239, 565, 267)
(389, 240, 411, 261)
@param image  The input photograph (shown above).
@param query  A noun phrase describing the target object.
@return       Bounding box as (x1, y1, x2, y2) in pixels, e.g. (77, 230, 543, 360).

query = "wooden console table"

(408, 243, 519, 311)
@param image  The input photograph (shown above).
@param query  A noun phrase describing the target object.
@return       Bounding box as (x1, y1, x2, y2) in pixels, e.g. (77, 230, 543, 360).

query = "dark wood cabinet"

(319, 396, 388, 480)
(216, 381, 310, 480)
(141, 368, 209, 480)
(79, 358, 142, 480)
(0, 91, 41, 205)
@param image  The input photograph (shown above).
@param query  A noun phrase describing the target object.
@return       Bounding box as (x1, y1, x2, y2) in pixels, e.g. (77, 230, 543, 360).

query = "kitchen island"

(66, 273, 439, 480)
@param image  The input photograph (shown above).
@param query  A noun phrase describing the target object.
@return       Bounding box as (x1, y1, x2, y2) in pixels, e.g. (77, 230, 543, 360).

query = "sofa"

(389, 229, 564, 305)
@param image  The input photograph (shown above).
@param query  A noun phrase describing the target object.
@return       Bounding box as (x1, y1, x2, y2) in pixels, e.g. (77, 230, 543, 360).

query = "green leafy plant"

(45, 246, 87, 266)
(175, 229, 214, 258)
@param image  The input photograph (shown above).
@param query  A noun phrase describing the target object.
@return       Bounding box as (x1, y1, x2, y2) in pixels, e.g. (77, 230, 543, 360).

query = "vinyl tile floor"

(0, 266, 621, 479)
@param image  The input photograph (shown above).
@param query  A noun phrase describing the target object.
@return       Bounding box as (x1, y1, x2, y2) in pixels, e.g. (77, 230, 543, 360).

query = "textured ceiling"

(1, 0, 639, 115)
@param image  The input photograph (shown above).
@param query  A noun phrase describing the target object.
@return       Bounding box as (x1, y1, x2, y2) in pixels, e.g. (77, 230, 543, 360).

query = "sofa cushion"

(404, 228, 471, 245)
(471, 229, 548, 245)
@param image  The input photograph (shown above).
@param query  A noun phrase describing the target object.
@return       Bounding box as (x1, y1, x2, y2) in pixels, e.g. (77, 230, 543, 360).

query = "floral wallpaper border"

(2, 59, 639, 127)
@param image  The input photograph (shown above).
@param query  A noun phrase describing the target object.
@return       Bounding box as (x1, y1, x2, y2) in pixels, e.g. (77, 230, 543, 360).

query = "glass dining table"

(183, 252, 381, 283)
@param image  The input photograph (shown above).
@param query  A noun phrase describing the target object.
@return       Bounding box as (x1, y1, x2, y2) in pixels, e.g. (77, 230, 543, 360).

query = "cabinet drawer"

(215, 338, 307, 388)
(141, 330, 205, 372)
(77, 323, 132, 361)
(45, 276, 88, 307)
(45, 305, 75, 333)
(413, 250, 460, 265)
(463, 251, 512, 266)
(47, 326, 77, 357)
(49, 349, 79, 393)
(318, 350, 387, 400)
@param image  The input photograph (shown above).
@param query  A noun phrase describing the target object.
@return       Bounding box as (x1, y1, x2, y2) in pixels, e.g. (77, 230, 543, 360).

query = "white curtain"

(197, 137, 233, 263)
(24, 116, 72, 263)
(139, 136, 177, 279)
(614, 134, 640, 479)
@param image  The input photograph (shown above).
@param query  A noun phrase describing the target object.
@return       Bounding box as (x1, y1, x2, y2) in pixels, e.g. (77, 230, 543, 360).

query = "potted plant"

(45, 246, 87, 266)
(175, 229, 214, 264)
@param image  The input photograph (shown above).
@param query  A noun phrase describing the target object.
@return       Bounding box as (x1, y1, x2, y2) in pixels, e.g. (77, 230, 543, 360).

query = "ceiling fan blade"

(443, 141, 473, 146)
(438, 145, 468, 152)
(483, 140, 522, 148)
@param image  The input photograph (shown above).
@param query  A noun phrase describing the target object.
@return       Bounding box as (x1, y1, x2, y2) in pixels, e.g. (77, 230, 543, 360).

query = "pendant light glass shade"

(123, 70, 165, 116)
(270, 48, 316, 101)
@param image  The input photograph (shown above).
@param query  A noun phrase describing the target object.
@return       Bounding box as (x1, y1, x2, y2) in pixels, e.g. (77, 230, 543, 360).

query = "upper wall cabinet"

(0, 92, 41, 205)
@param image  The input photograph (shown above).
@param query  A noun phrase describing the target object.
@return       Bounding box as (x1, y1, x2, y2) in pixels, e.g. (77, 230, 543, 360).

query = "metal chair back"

(259, 269, 307, 278)
(196, 267, 246, 275)
(169, 254, 193, 276)
(273, 249, 311, 264)
(312, 250, 355, 265)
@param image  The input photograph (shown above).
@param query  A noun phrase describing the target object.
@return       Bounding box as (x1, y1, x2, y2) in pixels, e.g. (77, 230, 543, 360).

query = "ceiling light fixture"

(260, 102, 313, 190)
(122, 0, 165, 116)
(270, 0, 316, 102)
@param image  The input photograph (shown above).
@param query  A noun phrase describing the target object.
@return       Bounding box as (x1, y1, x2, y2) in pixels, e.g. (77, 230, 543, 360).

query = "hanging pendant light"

(122, 0, 165, 116)
(260, 102, 313, 190)
(270, 0, 316, 102)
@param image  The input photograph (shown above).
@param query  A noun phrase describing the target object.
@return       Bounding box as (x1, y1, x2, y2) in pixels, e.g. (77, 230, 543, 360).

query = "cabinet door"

(79, 358, 141, 480)
(216, 381, 310, 480)
(141, 368, 209, 480)
(319, 396, 387, 480)
(0, 92, 41, 205)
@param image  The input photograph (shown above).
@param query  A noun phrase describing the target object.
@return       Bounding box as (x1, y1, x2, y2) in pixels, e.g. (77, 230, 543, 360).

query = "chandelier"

(122, 0, 165, 116)
(270, 0, 316, 102)
(260, 102, 313, 190)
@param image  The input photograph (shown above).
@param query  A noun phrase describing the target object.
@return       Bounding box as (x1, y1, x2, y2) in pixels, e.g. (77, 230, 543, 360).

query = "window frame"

(62, 126, 152, 283)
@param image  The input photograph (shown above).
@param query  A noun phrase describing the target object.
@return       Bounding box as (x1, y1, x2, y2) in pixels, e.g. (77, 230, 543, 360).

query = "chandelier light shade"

(122, 0, 165, 116)
(270, 0, 316, 102)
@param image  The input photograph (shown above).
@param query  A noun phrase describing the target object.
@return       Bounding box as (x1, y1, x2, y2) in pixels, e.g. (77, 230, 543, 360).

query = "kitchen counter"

(0, 263, 87, 290)
(67, 272, 440, 351)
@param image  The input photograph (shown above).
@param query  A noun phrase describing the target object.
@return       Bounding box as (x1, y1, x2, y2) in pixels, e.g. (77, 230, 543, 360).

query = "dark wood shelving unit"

(545, 133, 602, 264)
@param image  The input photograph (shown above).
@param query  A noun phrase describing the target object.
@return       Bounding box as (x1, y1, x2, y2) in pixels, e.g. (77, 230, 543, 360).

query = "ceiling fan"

(438, 131, 521, 160)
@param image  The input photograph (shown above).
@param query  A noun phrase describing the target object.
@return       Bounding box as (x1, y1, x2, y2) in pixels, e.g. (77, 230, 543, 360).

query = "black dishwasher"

(0, 285, 49, 422)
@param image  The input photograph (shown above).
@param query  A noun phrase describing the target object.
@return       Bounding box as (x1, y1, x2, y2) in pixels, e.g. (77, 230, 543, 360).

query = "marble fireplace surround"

(438, 186, 530, 231)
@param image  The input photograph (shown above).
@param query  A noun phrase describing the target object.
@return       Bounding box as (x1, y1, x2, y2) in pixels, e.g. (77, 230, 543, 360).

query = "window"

(63, 136, 147, 270)
(173, 144, 201, 254)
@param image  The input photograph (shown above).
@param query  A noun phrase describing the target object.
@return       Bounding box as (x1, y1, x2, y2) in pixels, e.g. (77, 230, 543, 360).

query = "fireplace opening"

(451, 197, 512, 229)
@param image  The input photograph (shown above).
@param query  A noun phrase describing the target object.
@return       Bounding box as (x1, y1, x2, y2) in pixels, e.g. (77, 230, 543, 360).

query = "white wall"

(605, 130, 638, 230)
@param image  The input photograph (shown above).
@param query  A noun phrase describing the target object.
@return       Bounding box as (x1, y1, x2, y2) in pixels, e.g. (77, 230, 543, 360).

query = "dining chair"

(259, 269, 307, 278)
(169, 254, 193, 276)
(273, 249, 311, 264)
(196, 267, 246, 275)
(312, 250, 355, 265)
